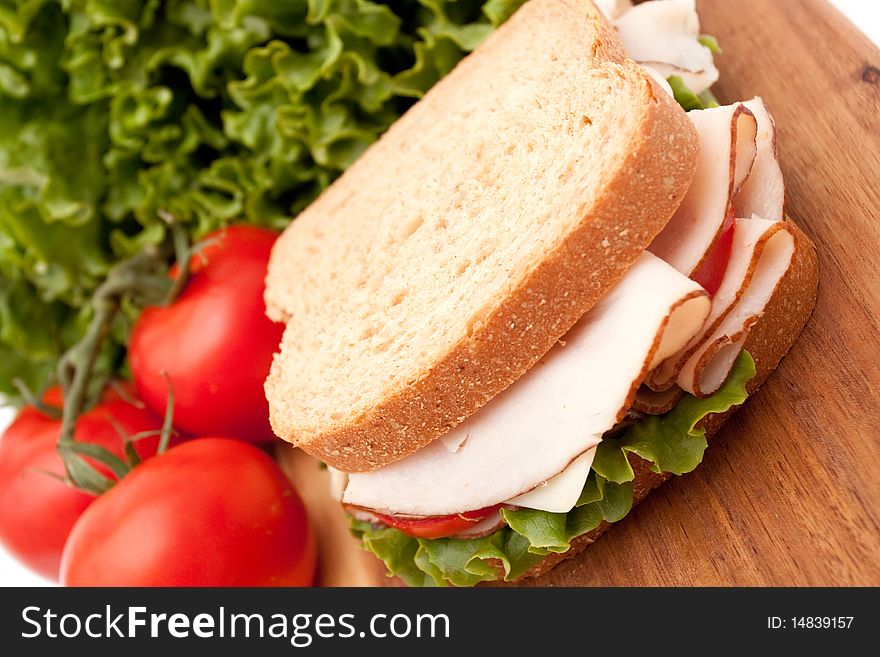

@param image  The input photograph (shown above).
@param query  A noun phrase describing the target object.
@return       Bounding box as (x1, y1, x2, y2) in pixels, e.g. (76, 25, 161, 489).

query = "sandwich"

(263, 0, 819, 586)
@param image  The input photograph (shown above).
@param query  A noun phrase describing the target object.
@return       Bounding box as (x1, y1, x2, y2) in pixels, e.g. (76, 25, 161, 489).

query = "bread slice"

(509, 219, 819, 583)
(265, 0, 699, 472)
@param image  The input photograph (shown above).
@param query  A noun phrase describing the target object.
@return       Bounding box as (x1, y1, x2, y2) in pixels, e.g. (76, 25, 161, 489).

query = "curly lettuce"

(0, 0, 527, 398)
(352, 351, 755, 586)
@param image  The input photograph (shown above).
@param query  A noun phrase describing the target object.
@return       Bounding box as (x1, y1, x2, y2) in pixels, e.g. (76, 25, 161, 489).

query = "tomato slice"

(692, 210, 735, 296)
(371, 504, 503, 539)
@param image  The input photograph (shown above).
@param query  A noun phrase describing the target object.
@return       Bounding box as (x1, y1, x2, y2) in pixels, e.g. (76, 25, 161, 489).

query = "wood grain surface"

(278, 448, 386, 586)
(280, 0, 880, 587)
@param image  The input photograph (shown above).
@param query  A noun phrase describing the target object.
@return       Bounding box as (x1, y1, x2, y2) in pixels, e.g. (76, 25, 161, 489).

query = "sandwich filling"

(340, 0, 800, 585)
(342, 252, 711, 517)
(339, 91, 793, 524)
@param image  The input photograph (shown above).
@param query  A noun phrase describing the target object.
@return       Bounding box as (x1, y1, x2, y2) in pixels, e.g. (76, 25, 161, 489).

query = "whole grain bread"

(265, 0, 699, 471)
(510, 219, 819, 583)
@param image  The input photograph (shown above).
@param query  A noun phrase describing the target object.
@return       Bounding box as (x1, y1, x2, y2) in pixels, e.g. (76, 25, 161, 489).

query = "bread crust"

(510, 219, 819, 583)
(266, 0, 699, 471)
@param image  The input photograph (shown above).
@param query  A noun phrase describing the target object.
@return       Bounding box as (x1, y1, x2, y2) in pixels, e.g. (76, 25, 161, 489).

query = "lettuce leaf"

(668, 74, 720, 111)
(698, 34, 722, 55)
(595, 352, 755, 480)
(352, 351, 755, 586)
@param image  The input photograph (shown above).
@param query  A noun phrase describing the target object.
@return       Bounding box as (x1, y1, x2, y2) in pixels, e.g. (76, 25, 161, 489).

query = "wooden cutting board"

(278, 0, 880, 586)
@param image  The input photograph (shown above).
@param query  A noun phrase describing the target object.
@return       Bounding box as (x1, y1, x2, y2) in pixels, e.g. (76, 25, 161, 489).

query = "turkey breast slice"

(341, 253, 710, 516)
(733, 96, 785, 221)
(677, 217, 795, 397)
(649, 102, 757, 277)
(612, 0, 719, 94)
(650, 216, 789, 391)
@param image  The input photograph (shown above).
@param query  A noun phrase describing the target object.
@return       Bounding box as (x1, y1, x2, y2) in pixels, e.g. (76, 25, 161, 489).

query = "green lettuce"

(352, 351, 755, 586)
(698, 34, 721, 55)
(668, 74, 720, 111)
(666, 33, 721, 111)
(0, 0, 527, 398)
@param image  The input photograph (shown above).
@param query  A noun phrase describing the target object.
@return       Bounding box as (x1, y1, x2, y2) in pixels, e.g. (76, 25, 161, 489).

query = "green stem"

(11, 378, 61, 419)
(56, 299, 116, 447)
(157, 372, 176, 455)
(160, 213, 193, 306)
(53, 227, 187, 489)
(108, 380, 146, 409)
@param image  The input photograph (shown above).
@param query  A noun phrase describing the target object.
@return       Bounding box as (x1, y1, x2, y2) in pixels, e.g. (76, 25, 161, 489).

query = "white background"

(833, 0, 880, 44)
(0, 0, 877, 587)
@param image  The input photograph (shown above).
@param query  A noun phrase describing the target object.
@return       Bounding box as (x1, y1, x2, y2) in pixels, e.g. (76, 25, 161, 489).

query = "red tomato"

(129, 225, 284, 444)
(60, 438, 316, 587)
(372, 504, 503, 539)
(693, 211, 735, 296)
(0, 386, 165, 580)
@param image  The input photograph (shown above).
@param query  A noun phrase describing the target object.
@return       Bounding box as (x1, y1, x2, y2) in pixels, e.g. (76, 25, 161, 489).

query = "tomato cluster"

(0, 386, 167, 579)
(0, 226, 316, 586)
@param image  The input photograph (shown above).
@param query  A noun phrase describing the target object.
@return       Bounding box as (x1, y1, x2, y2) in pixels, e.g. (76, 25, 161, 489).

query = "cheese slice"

(507, 448, 597, 513)
(342, 253, 710, 516)
(328, 466, 348, 502)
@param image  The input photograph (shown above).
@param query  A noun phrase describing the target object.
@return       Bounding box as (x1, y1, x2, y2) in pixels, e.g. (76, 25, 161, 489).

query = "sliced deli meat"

(733, 97, 785, 221)
(650, 216, 786, 390)
(342, 253, 710, 516)
(613, 0, 719, 94)
(650, 103, 758, 276)
(677, 217, 796, 397)
(263, 0, 700, 473)
(650, 99, 792, 397)
(450, 510, 507, 539)
(633, 385, 684, 415)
